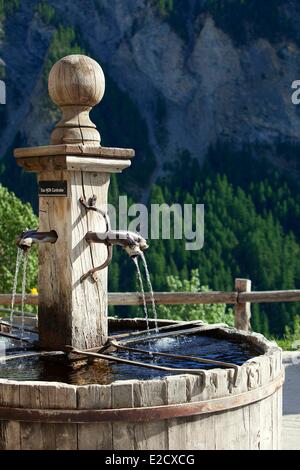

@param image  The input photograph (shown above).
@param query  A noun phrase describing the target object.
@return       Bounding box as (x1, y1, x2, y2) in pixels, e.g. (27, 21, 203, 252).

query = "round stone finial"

(48, 55, 105, 146)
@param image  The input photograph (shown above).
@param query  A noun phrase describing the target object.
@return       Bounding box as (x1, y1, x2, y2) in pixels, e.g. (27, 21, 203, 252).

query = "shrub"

(156, 269, 234, 325)
(0, 185, 38, 294)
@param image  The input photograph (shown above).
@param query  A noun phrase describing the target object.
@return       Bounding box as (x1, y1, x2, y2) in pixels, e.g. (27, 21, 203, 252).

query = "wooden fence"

(1, 278, 300, 331)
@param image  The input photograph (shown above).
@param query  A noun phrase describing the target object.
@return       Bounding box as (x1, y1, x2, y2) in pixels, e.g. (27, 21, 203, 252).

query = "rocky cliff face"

(1, 0, 300, 195)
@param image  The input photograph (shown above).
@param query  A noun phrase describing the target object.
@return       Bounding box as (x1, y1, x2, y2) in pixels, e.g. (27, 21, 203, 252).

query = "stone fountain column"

(14, 55, 134, 350)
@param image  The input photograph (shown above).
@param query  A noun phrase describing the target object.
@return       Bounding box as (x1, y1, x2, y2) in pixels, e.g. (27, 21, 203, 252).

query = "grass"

(272, 315, 300, 350)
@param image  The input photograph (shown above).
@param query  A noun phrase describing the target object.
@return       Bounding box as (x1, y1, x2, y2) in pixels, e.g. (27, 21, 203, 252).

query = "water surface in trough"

(0, 331, 259, 385)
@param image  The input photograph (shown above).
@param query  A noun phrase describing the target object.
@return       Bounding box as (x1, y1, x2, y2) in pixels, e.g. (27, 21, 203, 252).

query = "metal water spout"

(85, 230, 148, 256)
(16, 230, 58, 251)
(79, 196, 148, 282)
(81, 229, 148, 282)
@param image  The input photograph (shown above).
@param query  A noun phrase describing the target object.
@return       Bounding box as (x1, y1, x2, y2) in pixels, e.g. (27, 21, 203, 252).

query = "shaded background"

(1, 0, 300, 338)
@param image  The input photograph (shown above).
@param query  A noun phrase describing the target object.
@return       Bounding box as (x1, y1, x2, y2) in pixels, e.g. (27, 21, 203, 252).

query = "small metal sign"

(39, 181, 67, 197)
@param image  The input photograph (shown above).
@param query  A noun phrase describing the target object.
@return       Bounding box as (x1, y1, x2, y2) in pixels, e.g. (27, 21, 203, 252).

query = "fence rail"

(1, 278, 300, 331)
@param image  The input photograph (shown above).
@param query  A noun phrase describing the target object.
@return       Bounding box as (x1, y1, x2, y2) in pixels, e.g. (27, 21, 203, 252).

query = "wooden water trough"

(0, 279, 292, 449)
(0, 276, 294, 450)
(0, 318, 283, 450)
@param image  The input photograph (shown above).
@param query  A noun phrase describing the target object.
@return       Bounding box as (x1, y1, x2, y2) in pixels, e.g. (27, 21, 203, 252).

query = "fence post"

(234, 278, 252, 331)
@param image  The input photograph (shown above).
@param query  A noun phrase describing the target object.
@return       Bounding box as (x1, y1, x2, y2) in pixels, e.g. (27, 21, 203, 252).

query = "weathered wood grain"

(70, 170, 109, 348)
(239, 290, 300, 303)
(112, 381, 138, 450)
(38, 170, 73, 349)
(19, 383, 44, 450)
(185, 372, 216, 449)
(165, 375, 187, 450)
(108, 291, 238, 305)
(2, 289, 300, 310)
(17, 381, 77, 450)
(15, 155, 133, 173)
(40, 383, 77, 450)
(36, 169, 110, 349)
(77, 384, 112, 450)
(235, 278, 252, 331)
(66, 156, 132, 173)
(0, 381, 20, 450)
(133, 379, 168, 450)
(48, 55, 104, 146)
(14, 144, 134, 160)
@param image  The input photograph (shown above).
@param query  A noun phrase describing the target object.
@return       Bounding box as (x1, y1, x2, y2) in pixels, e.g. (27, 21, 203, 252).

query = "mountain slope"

(1, 0, 300, 191)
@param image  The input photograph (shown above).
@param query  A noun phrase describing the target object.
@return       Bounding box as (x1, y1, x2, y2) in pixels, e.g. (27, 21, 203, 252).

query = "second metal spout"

(16, 230, 58, 251)
(81, 230, 149, 283)
(85, 230, 149, 257)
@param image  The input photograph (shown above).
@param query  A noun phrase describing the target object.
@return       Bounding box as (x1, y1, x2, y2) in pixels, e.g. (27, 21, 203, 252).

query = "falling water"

(20, 252, 28, 341)
(9, 248, 24, 330)
(141, 252, 158, 332)
(133, 257, 150, 333)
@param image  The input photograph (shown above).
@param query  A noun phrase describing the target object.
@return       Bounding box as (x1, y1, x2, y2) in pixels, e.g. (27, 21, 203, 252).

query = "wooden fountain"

(14, 55, 134, 351)
(0, 55, 284, 450)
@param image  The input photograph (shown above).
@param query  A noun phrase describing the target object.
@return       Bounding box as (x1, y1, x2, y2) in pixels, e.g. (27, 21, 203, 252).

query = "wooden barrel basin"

(0, 320, 283, 450)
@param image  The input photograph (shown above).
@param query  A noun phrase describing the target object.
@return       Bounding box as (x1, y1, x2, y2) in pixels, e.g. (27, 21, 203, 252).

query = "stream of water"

(9, 248, 23, 330)
(133, 257, 150, 333)
(20, 252, 28, 341)
(141, 252, 158, 333)
(9, 248, 29, 341)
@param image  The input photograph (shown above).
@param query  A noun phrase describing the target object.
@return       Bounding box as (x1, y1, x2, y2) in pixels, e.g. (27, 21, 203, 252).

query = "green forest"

(108, 144, 300, 341)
